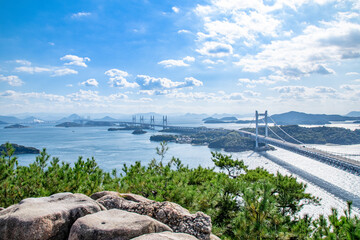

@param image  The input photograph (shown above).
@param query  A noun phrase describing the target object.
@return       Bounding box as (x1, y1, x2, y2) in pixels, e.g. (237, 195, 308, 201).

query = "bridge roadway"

(237, 130, 360, 176)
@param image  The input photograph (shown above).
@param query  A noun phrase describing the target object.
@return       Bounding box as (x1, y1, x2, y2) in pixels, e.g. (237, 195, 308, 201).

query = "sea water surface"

(1, 123, 360, 217)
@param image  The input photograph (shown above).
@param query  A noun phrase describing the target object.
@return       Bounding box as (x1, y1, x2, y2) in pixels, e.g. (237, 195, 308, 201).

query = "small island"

(4, 124, 29, 129)
(0, 143, 40, 154)
(56, 122, 82, 127)
(132, 129, 147, 135)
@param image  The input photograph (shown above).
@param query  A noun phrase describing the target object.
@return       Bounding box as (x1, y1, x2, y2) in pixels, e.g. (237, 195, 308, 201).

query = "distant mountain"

(95, 116, 117, 121)
(346, 111, 360, 117)
(57, 114, 85, 123)
(270, 111, 360, 125)
(220, 117, 238, 121)
(22, 116, 45, 123)
(0, 116, 21, 124)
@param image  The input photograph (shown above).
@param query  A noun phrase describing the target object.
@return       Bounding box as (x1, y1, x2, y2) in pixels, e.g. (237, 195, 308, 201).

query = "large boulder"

(69, 209, 172, 240)
(0, 192, 104, 240)
(96, 193, 212, 240)
(131, 231, 199, 240)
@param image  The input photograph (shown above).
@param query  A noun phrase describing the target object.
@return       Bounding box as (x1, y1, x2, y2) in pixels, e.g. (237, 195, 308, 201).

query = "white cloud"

(60, 55, 91, 67)
(237, 77, 277, 87)
(178, 29, 191, 34)
(158, 56, 195, 68)
(80, 78, 99, 87)
(105, 69, 138, 88)
(196, 41, 233, 57)
(51, 68, 78, 77)
(346, 72, 359, 76)
(172, 6, 179, 13)
(272, 85, 339, 100)
(234, 20, 359, 78)
(0, 74, 24, 86)
(15, 66, 51, 74)
(136, 75, 203, 91)
(72, 12, 91, 18)
(15, 60, 31, 66)
(66, 84, 73, 87)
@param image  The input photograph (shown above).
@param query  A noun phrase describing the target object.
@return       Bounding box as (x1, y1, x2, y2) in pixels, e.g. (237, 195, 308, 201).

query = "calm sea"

(1, 123, 360, 217)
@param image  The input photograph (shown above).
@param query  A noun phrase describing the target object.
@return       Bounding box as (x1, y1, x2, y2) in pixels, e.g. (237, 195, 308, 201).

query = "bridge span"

(238, 129, 360, 176)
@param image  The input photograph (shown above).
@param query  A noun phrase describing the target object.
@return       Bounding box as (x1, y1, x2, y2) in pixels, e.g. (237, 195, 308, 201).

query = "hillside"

(270, 111, 360, 125)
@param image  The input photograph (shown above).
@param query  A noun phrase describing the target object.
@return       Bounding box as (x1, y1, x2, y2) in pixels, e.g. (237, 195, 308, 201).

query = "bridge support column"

(132, 115, 136, 126)
(255, 111, 259, 148)
(162, 115, 168, 130)
(150, 116, 155, 130)
(265, 110, 268, 138)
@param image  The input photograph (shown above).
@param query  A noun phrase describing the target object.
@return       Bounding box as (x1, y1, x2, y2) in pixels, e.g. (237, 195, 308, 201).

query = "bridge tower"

(150, 116, 155, 130)
(162, 116, 168, 130)
(140, 116, 144, 125)
(255, 110, 269, 148)
(132, 115, 136, 126)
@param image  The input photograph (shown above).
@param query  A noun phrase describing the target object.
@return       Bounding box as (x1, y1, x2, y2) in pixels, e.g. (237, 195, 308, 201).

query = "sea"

(1, 121, 360, 218)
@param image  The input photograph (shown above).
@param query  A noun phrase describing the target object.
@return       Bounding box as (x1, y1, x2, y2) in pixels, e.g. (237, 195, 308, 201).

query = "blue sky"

(0, 0, 359, 115)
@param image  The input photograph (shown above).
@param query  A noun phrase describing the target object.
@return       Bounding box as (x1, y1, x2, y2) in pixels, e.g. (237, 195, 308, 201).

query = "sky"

(0, 0, 359, 116)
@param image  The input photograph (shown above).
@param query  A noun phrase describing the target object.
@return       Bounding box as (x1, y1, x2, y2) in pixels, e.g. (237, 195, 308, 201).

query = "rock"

(69, 209, 172, 240)
(90, 191, 121, 200)
(0, 192, 104, 240)
(96, 193, 212, 240)
(132, 231, 199, 240)
(210, 234, 221, 240)
(0, 207, 4, 211)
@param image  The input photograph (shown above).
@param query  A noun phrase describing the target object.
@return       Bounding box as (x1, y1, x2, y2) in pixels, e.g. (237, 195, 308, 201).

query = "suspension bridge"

(117, 112, 360, 176)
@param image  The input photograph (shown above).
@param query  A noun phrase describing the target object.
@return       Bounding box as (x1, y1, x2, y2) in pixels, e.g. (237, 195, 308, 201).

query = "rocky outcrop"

(69, 209, 172, 240)
(0, 193, 104, 240)
(96, 192, 212, 240)
(0, 207, 3, 211)
(132, 231, 199, 240)
(0, 192, 218, 240)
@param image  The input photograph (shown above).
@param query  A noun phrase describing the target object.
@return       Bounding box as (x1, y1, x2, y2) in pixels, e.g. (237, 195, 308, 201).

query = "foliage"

(0, 143, 358, 239)
(244, 125, 360, 145)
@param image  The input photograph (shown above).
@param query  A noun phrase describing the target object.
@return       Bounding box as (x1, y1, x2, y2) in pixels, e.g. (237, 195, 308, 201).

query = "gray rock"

(97, 193, 212, 240)
(210, 234, 221, 240)
(90, 191, 121, 200)
(131, 231, 199, 240)
(68, 209, 172, 240)
(0, 192, 104, 240)
(0, 207, 4, 211)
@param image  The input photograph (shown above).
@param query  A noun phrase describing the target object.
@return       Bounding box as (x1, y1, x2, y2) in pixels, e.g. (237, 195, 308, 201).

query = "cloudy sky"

(0, 0, 359, 115)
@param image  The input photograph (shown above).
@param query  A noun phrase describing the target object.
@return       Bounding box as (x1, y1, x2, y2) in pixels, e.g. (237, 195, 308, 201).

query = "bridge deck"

(238, 130, 360, 175)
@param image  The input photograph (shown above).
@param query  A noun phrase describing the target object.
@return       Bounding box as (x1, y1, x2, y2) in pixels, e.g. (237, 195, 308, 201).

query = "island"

(150, 130, 261, 152)
(4, 124, 29, 129)
(0, 143, 40, 154)
(55, 122, 82, 127)
(132, 129, 147, 135)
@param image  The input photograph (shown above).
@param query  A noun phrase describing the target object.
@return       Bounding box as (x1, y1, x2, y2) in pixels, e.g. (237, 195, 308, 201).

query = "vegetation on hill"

(270, 111, 360, 125)
(0, 143, 40, 154)
(152, 130, 264, 152)
(244, 125, 360, 145)
(4, 124, 29, 129)
(1, 142, 359, 239)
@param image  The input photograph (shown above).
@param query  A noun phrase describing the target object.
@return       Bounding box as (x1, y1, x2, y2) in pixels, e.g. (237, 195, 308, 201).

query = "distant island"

(269, 111, 360, 125)
(56, 122, 82, 127)
(0, 143, 40, 154)
(203, 116, 238, 124)
(132, 129, 147, 135)
(0, 121, 7, 125)
(4, 124, 29, 129)
(151, 129, 261, 152)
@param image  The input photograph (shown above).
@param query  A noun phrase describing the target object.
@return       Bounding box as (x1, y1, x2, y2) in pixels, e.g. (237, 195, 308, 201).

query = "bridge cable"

(268, 116, 304, 144)
(260, 118, 287, 142)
